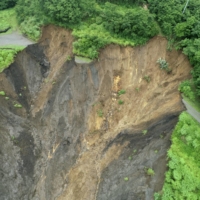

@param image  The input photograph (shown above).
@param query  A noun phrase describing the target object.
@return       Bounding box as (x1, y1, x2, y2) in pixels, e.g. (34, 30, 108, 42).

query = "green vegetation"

(128, 156, 132, 160)
(0, 46, 24, 72)
(155, 112, 200, 199)
(157, 58, 168, 71)
(0, 8, 18, 32)
(97, 109, 103, 117)
(142, 129, 148, 135)
(118, 100, 124, 105)
(72, 3, 158, 58)
(179, 80, 200, 112)
(143, 75, 151, 83)
(0, 0, 17, 10)
(66, 56, 72, 61)
(14, 1, 159, 57)
(135, 87, 140, 92)
(146, 168, 155, 176)
(5, 96, 9, 100)
(179, 80, 195, 101)
(118, 89, 126, 96)
(15, 0, 47, 40)
(0, 91, 5, 96)
(124, 177, 129, 181)
(96, 0, 145, 5)
(182, 94, 200, 113)
(14, 103, 22, 108)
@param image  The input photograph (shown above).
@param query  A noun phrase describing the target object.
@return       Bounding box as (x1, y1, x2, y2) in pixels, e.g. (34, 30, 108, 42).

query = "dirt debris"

(0, 25, 191, 200)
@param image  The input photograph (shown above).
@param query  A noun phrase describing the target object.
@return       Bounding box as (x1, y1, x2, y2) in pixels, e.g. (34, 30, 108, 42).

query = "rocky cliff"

(0, 25, 191, 200)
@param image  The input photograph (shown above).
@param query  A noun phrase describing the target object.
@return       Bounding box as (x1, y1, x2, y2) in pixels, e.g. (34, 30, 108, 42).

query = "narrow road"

(182, 99, 200, 123)
(0, 32, 34, 47)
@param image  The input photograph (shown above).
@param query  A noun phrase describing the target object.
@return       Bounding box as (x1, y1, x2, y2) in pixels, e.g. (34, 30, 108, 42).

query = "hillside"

(0, 25, 192, 199)
(0, 0, 200, 200)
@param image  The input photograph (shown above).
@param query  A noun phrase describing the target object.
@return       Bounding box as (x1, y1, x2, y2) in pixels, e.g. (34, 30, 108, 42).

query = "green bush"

(157, 58, 168, 70)
(102, 3, 159, 43)
(43, 0, 95, 25)
(178, 39, 200, 96)
(143, 75, 151, 83)
(146, 168, 155, 176)
(19, 17, 41, 41)
(157, 112, 200, 199)
(73, 24, 110, 59)
(97, 109, 103, 117)
(0, 91, 5, 96)
(0, 47, 24, 72)
(72, 22, 136, 58)
(0, 8, 18, 31)
(14, 103, 22, 108)
(179, 80, 195, 101)
(16, 0, 48, 40)
(118, 100, 124, 105)
(142, 130, 148, 135)
(0, 0, 17, 10)
(118, 89, 126, 95)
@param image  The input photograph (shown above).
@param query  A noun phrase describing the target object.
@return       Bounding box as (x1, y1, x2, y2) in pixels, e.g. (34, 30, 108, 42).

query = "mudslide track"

(0, 25, 191, 200)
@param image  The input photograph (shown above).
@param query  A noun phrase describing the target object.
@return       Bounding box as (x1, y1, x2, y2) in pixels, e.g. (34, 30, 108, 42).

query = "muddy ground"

(0, 25, 191, 200)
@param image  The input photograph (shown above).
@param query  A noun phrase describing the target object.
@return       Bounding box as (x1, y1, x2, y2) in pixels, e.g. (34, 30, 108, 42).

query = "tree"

(0, 0, 17, 10)
(43, 0, 95, 25)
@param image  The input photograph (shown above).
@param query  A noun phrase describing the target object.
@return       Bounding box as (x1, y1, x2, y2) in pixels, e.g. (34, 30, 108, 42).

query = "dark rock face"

(0, 43, 98, 200)
(97, 115, 177, 200)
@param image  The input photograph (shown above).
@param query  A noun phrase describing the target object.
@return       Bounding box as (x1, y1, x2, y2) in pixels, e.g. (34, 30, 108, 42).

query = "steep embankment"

(0, 25, 191, 200)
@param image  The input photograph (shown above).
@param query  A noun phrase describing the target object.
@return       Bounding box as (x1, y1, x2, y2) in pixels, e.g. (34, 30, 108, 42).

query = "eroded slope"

(0, 25, 191, 200)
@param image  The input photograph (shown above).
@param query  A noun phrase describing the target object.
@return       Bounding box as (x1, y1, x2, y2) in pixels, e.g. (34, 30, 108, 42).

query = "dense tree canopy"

(0, 0, 17, 10)
(101, 3, 158, 41)
(43, 0, 95, 25)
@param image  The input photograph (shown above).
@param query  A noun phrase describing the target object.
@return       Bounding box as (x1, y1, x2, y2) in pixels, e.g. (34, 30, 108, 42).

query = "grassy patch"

(14, 103, 22, 108)
(97, 109, 103, 117)
(0, 91, 5, 96)
(143, 75, 151, 83)
(124, 177, 129, 181)
(118, 89, 126, 96)
(146, 168, 155, 176)
(0, 8, 18, 32)
(142, 130, 148, 135)
(118, 100, 124, 105)
(0, 46, 24, 72)
(155, 112, 200, 199)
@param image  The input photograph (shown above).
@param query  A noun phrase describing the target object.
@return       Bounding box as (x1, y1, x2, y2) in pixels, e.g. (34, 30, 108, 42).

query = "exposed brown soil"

(0, 25, 191, 200)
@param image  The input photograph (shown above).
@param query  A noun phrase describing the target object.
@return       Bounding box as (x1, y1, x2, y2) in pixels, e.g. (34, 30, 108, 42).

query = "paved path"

(0, 32, 34, 47)
(182, 99, 200, 123)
